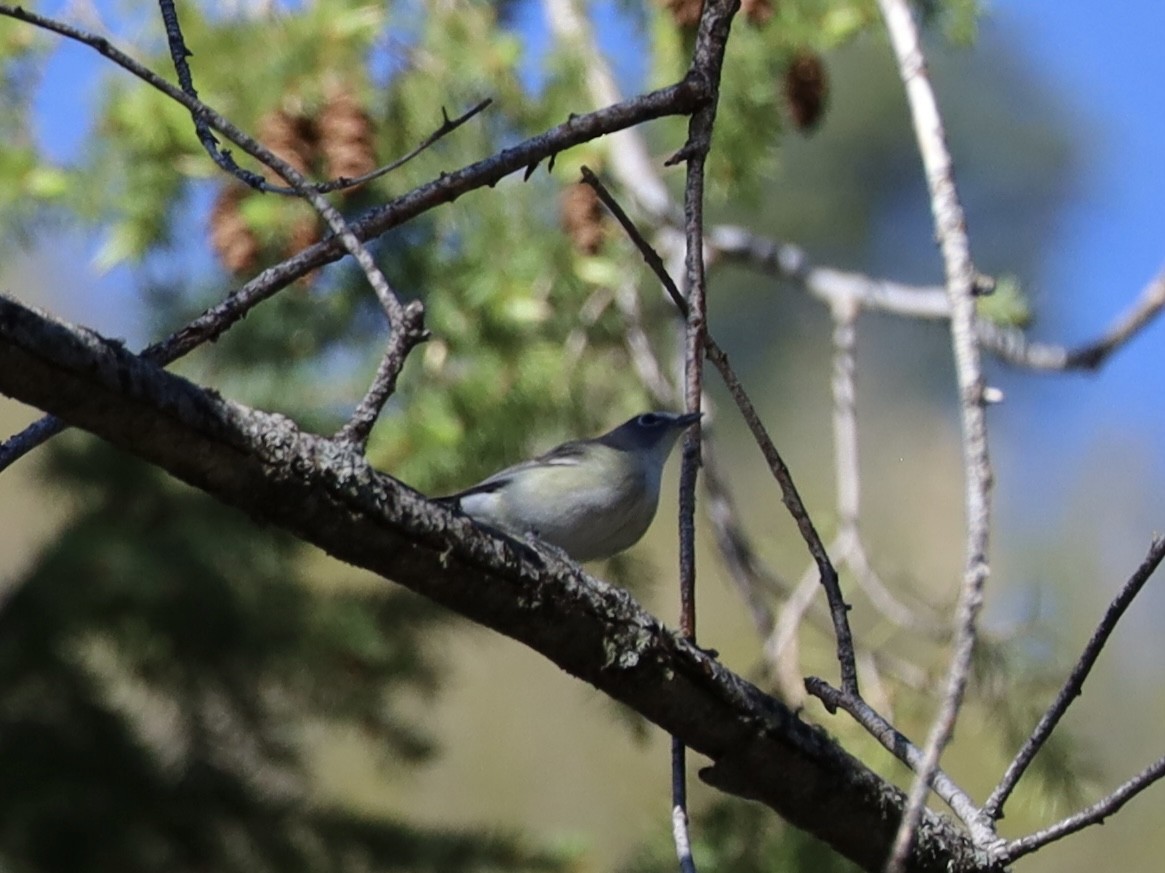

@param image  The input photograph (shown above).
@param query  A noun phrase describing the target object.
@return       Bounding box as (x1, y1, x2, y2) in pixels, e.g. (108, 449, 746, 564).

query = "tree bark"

(0, 294, 1000, 873)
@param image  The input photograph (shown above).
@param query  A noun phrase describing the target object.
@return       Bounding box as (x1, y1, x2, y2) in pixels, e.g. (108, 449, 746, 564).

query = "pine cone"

(741, 0, 774, 26)
(560, 182, 606, 256)
(286, 212, 322, 257)
(285, 211, 323, 286)
(319, 89, 377, 191)
(663, 0, 704, 29)
(257, 108, 318, 184)
(209, 184, 260, 275)
(784, 51, 829, 132)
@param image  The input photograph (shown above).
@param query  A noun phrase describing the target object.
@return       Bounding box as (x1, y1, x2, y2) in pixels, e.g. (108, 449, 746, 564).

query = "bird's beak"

(675, 412, 703, 428)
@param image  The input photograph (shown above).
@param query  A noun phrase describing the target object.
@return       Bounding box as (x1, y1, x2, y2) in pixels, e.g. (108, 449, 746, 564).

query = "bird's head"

(599, 411, 702, 465)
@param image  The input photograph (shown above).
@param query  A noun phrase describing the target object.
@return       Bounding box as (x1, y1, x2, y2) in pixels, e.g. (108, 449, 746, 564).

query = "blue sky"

(1000, 2, 1165, 345)
(982, 3, 1165, 548)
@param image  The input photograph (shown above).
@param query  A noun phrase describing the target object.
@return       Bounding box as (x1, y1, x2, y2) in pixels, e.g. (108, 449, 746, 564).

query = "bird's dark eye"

(638, 413, 664, 427)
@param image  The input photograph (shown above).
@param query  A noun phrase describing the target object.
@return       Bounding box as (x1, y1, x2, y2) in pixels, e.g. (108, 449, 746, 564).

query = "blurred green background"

(1, 0, 1163, 871)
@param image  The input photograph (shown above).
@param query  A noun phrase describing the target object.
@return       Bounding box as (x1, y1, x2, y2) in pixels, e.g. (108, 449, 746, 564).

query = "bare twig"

(673, 2, 745, 868)
(980, 268, 1165, 371)
(307, 100, 494, 196)
(704, 341, 858, 694)
(668, 3, 746, 869)
(711, 224, 1165, 374)
(985, 536, 1165, 820)
(581, 167, 689, 316)
(581, 167, 858, 694)
(155, 0, 264, 186)
(0, 417, 65, 472)
(828, 297, 947, 638)
(875, 1, 996, 867)
(672, 736, 698, 873)
(1003, 754, 1165, 862)
(708, 224, 952, 319)
(806, 677, 1002, 852)
(831, 296, 862, 536)
(336, 300, 429, 447)
(1060, 268, 1165, 368)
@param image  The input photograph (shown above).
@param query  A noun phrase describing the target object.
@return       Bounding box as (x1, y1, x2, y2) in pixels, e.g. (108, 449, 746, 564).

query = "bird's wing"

(436, 440, 587, 502)
(531, 439, 589, 466)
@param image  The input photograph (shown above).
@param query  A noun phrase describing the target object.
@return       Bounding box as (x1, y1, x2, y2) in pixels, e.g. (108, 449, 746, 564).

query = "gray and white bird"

(438, 411, 701, 561)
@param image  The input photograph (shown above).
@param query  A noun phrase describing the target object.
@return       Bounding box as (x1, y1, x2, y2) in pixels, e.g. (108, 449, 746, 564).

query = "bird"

(437, 411, 701, 561)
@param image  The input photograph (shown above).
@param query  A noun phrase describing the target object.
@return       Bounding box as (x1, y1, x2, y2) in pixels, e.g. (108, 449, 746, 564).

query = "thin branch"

(827, 297, 945, 637)
(581, 167, 688, 316)
(0, 416, 65, 472)
(805, 678, 1003, 853)
(831, 296, 862, 536)
(676, 287, 702, 872)
(1060, 268, 1165, 368)
(155, 0, 262, 183)
(876, 1, 995, 867)
(704, 340, 859, 694)
(980, 268, 1165, 371)
(306, 100, 494, 197)
(708, 225, 952, 319)
(581, 165, 858, 695)
(336, 300, 429, 447)
(672, 2, 745, 869)
(672, 737, 698, 873)
(984, 535, 1165, 820)
(1003, 755, 1165, 862)
(710, 225, 1165, 374)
